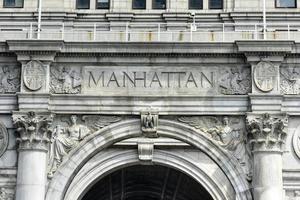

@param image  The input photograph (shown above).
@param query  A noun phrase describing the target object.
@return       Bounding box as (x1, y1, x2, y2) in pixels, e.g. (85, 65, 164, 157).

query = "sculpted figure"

(141, 112, 158, 138)
(0, 66, 20, 93)
(219, 67, 250, 95)
(280, 67, 300, 94)
(50, 66, 81, 94)
(48, 115, 90, 177)
(207, 117, 246, 160)
(179, 116, 252, 179)
(143, 112, 155, 129)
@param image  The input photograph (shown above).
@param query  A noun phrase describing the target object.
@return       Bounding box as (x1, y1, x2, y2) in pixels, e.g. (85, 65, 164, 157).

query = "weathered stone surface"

(281, 66, 300, 95)
(178, 115, 252, 179)
(82, 66, 251, 96)
(0, 66, 20, 94)
(0, 121, 8, 158)
(12, 112, 54, 151)
(48, 114, 122, 177)
(23, 61, 47, 92)
(50, 65, 81, 94)
(246, 113, 288, 152)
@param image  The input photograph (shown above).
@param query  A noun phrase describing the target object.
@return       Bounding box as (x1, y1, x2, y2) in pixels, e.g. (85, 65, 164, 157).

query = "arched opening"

(82, 165, 214, 200)
(46, 119, 252, 200)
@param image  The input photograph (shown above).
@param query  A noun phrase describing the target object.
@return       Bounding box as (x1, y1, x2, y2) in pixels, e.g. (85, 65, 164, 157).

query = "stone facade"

(0, 40, 295, 200)
(0, 1, 299, 200)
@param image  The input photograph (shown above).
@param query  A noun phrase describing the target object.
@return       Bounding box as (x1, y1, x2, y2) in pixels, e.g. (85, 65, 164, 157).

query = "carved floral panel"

(23, 60, 46, 91)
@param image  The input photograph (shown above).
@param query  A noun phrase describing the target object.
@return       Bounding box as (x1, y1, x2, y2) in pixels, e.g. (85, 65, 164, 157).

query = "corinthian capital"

(246, 113, 288, 152)
(12, 111, 54, 151)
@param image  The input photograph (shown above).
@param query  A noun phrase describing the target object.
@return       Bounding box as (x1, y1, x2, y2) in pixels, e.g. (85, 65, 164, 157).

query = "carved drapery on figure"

(246, 113, 288, 152)
(12, 112, 54, 151)
(280, 66, 300, 94)
(141, 112, 158, 138)
(219, 67, 251, 95)
(0, 65, 20, 93)
(48, 115, 122, 178)
(48, 115, 90, 178)
(178, 116, 252, 179)
(50, 66, 81, 94)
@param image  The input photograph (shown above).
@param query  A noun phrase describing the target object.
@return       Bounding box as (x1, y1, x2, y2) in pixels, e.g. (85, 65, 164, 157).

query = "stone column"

(12, 111, 53, 200)
(246, 113, 288, 200)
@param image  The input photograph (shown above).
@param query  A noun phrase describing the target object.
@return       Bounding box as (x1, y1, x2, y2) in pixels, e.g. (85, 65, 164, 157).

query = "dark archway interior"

(82, 165, 214, 200)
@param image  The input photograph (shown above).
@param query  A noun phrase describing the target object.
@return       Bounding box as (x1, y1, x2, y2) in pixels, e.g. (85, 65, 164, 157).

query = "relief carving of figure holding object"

(50, 66, 81, 94)
(48, 115, 90, 177)
(0, 66, 20, 93)
(280, 67, 300, 94)
(178, 116, 252, 179)
(219, 67, 251, 95)
(204, 117, 248, 165)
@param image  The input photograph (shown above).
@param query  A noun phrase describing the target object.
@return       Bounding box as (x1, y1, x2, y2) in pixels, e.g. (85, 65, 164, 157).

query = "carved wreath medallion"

(23, 60, 46, 91)
(254, 61, 276, 92)
(0, 121, 8, 158)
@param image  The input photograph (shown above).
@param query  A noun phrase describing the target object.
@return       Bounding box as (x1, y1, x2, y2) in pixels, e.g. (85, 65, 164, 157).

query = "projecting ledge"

(236, 40, 295, 53)
(48, 95, 250, 115)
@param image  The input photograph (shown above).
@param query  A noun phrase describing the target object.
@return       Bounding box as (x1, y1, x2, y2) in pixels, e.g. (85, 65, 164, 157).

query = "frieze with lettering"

(82, 66, 251, 96)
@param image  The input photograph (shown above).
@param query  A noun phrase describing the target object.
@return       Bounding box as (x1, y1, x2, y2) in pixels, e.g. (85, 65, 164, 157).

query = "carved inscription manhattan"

(83, 66, 216, 96)
(82, 66, 251, 96)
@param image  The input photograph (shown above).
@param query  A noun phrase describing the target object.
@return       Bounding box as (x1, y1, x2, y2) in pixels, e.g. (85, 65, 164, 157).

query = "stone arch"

(46, 119, 252, 200)
(65, 149, 234, 200)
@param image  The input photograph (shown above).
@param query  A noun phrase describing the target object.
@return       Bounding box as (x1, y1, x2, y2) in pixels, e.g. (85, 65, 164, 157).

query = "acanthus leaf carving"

(246, 113, 288, 152)
(12, 111, 54, 151)
(219, 67, 251, 95)
(50, 66, 81, 94)
(178, 116, 252, 179)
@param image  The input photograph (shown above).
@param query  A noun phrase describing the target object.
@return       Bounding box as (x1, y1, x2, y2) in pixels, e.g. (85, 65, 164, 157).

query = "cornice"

(56, 52, 244, 58)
